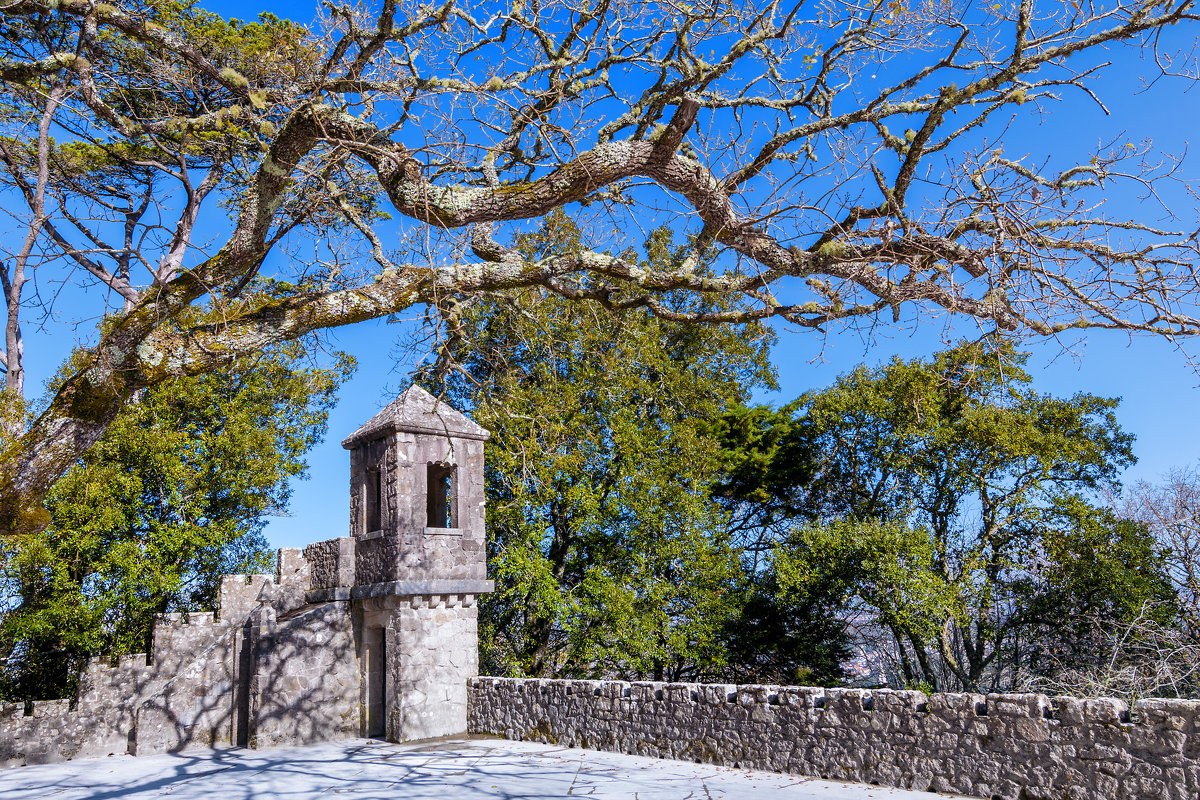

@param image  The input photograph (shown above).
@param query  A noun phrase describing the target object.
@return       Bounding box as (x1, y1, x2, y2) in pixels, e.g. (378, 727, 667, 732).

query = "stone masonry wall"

(3, 605, 246, 766)
(468, 677, 1200, 800)
(390, 593, 480, 741)
(247, 602, 359, 749)
(129, 608, 243, 756)
(0, 549, 355, 768)
(349, 430, 487, 588)
(305, 537, 355, 591)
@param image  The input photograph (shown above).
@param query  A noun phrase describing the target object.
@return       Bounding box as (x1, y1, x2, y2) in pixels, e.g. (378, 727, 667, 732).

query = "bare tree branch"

(0, 0, 1196, 533)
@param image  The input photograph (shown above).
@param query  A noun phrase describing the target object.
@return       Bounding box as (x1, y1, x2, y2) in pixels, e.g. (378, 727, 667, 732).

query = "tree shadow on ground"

(0, 738, 799, 800)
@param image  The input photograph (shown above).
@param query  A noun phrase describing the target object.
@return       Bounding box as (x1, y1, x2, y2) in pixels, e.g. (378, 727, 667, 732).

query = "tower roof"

(341, 385, 490, 449)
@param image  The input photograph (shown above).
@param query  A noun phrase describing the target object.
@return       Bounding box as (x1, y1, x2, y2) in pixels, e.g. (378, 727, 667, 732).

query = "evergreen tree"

(425, 211, 777, 680)
(730, 341, 1172, 691)
(0, 344, 352, 701)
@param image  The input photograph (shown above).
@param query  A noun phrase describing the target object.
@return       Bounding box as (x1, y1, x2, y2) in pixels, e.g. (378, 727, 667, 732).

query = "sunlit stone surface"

(0, 737, 965, 800)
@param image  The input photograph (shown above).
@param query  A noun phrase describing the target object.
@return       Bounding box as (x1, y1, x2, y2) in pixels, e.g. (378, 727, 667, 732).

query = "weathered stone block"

(468, 677, 1200, 800)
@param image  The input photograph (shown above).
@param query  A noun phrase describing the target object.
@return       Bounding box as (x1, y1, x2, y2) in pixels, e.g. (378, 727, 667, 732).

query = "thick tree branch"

(0, 0, 1197, 535)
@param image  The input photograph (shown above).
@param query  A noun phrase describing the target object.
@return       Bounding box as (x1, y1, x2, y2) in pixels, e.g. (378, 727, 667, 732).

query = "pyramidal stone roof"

(341, 385, 490, 449)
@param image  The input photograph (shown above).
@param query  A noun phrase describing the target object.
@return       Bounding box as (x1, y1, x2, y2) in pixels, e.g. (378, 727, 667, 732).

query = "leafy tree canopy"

(0, 342, 352, 701)
(707, 401, 816, 546)
(727, 341, 1170, 691)
(422, 210, 778, 680)
(1, 0, 1198, 535)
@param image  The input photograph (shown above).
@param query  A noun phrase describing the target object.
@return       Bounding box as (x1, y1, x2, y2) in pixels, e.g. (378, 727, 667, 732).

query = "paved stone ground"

(0, 737, 969, 799)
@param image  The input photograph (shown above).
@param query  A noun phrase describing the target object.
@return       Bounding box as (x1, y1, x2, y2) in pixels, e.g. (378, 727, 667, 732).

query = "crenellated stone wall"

(468, 677, 1200, 800)
(0, 388, 494, 769)
(1, 536, 488, 768)
(0, 548, 358, 768)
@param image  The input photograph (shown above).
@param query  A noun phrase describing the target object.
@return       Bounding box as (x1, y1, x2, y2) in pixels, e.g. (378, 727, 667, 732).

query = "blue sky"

(16, 1, 1200, 551)
(251, 1, 1200, 549)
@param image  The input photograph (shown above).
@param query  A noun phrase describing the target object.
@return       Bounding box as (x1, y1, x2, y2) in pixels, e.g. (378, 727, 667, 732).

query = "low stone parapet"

(467, 676, 1200, 800)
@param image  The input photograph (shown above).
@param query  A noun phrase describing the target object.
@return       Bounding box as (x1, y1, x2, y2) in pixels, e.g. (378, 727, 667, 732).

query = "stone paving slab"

(0, 737, 970, 799)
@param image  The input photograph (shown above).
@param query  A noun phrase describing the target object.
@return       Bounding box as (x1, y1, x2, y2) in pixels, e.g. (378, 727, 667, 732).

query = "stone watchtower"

(335, 385, 493, 741)
(0, 385, 493, 766)
(342, 384, 490, 592)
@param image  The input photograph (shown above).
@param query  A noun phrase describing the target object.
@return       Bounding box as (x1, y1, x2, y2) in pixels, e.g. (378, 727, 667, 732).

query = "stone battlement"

(2, 389, 489, 769)
(407, 593, 477, 610)
(79, 654, 150, 691)
(468, 677, 1200, 800)
(27, 699, 70, 718)
(304, 537, 355, 592)
(0, 546, 345, 768)
(471, 677, 1187, 725)
(155, 612, 217, 626)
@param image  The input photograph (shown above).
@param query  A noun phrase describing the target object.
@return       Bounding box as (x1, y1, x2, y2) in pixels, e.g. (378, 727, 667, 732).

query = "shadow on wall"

(246, 601, 359, 750)
(0, 549, 362, 768)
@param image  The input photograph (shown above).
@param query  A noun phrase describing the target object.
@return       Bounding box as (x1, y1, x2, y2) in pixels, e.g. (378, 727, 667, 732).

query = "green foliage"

(721, 564, 852, 686)
(725, 518, 962, 688)
(1022, 497, 1175, 671)
(707, 401, 816, 538)
(425, 211, 776, 680)
(733, 340, 1168, 691)
(707, 404, 852, 685)
(0, 344, 352, 701)
(799, 341, 1134, 526)
(775, 520, 962, 646)
(98, 2, 313, 96)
